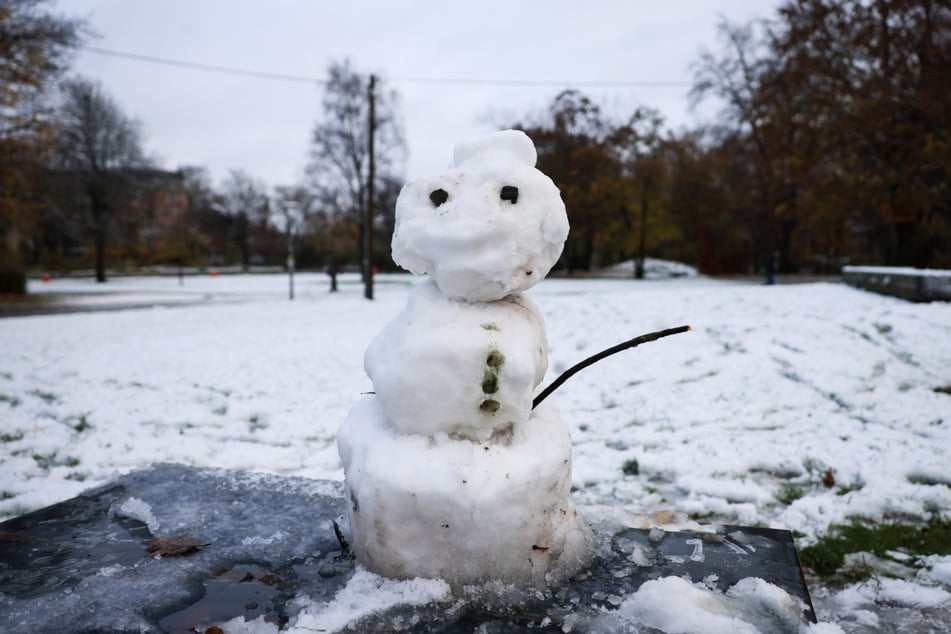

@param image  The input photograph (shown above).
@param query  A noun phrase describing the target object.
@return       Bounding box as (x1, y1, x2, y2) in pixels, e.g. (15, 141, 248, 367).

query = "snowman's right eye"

(429, 189, 449, 207)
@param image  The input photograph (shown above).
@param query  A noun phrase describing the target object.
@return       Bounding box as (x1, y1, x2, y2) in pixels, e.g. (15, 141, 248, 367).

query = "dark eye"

(430, 188, 449, 207)
(500, 185, 518, 204)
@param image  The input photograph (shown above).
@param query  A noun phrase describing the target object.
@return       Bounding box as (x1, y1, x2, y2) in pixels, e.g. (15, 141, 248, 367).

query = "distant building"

(30, 168, 189, 266)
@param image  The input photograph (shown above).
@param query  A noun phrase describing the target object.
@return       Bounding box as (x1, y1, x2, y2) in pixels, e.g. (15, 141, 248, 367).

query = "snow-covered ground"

(2, 271, 950, 632)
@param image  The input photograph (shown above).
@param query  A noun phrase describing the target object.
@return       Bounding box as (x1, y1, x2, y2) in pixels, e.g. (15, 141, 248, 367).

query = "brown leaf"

(823, 468, 836, 488)
(146, 533, 210, 557)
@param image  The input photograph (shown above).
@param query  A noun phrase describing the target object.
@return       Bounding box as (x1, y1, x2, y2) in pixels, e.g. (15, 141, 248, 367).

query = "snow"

(391, 129, 568, 301)
(215, 569, 453, 634)
(923, 555, 951, 586)
(2, 270, 950, 630)
(363, 279, 548, 439)
(341, 130, 587, 584)
(871, 579, 951, 608)
(843, 265, 951, 278)
(289, 569, 451, 633)
(602, 257, 699, 279)
(338, 395, 590, 584)
(590, 576, 817, 634)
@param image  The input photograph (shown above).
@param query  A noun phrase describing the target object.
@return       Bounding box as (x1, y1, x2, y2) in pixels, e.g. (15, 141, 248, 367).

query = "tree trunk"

(635, 184, 648, 279)
(94, 229, 107, 283)
(88, 182, 110, 284)
(357, 222, 366, 283)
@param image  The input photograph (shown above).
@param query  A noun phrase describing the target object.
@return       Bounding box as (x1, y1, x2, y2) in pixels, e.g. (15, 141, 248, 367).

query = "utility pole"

(282, 200, 301, 300)
(365, 74, 376, 300)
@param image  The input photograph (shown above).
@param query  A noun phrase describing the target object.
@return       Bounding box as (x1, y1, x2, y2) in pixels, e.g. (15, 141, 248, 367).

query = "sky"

(55, 0, 781, 189)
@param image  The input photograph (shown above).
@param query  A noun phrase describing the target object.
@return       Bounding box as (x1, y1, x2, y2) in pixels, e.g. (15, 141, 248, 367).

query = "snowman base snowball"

(338, 396, 591, 585)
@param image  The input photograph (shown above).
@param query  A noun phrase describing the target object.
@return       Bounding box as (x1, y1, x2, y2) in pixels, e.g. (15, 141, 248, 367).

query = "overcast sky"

(56, 0, 781, 189)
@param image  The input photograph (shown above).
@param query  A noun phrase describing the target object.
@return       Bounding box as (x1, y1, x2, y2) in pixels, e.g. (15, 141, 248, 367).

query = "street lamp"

(282, 200, 302, 301)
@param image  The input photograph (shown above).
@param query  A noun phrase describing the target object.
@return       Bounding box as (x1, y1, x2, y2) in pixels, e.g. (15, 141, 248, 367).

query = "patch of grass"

(27, 389, 57, 404)
(689, 511, 718, 521)
(934, 385, 951, 396)
(33, 452, 56, 470)
(777, 482, 807, 505)
(33, 452, 80, 470)
(70, 413, 92, 433)
(621, 459, 639, 476)
(749, 465, 803, 480)
(0, 394, 21, 407)
(799, 516, 951, 583)
(1, 491, 14, 501)
(907, 472, 951, 486)
(248, 415, 267, 432)
(836, 482, 864, 496)
(1, 431, 24, 443)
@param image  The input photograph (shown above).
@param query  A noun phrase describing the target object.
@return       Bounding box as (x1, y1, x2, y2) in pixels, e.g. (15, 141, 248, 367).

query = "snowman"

(337, 129, 591, 586)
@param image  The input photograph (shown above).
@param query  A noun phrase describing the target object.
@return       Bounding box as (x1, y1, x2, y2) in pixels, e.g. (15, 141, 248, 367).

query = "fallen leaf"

(823, 468, 836, 488)
(146, 533, 209, 557)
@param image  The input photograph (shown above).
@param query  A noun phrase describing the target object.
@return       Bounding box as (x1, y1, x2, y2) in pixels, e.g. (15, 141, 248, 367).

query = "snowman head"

(392, 130, 569, 302)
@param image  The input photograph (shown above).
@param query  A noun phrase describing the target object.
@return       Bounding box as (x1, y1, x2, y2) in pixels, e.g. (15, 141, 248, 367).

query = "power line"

(80, 46, 326, 84)
(80, 45, 692, 88)
(388, 76, 690, 88)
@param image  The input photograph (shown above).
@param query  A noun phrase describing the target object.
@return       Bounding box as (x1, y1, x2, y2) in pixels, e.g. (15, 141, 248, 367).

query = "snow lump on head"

(391, 129, 569, 302)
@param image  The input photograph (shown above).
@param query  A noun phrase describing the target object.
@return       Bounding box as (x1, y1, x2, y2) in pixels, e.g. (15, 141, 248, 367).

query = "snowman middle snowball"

(337, 130, 591, 585)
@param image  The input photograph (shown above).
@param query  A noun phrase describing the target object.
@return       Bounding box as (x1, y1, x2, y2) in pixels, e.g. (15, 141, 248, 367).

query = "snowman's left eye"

(500, 186, 519, 204)
(430, 189, 449, 207)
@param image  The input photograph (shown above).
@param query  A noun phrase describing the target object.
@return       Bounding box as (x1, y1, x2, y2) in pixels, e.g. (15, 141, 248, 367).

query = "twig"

(533, 325, 691, 409)
(332, 519, 350, 553)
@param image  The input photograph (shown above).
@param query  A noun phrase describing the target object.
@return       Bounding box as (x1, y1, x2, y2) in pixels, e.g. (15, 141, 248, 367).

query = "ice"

(1, 463, 819, 632)
(115, 496, 160, 533)
(0, 464, 352, 633)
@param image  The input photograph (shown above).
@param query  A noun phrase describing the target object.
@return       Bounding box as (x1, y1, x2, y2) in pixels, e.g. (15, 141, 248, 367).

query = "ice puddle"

(217, 506, 839, 634)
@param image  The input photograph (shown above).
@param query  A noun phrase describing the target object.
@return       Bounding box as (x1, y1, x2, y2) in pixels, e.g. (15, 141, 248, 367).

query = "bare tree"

(307, 59, 405, 279)
(220, 169, 269, 269)
(273, 184, 316, 267)
(690, 18, 794, 268)
(52, 76, 147, 282)
(610, 107, 666, 279)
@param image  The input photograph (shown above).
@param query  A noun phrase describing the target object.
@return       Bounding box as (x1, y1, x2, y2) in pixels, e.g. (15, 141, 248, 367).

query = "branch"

(532, 325, 691, 410)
